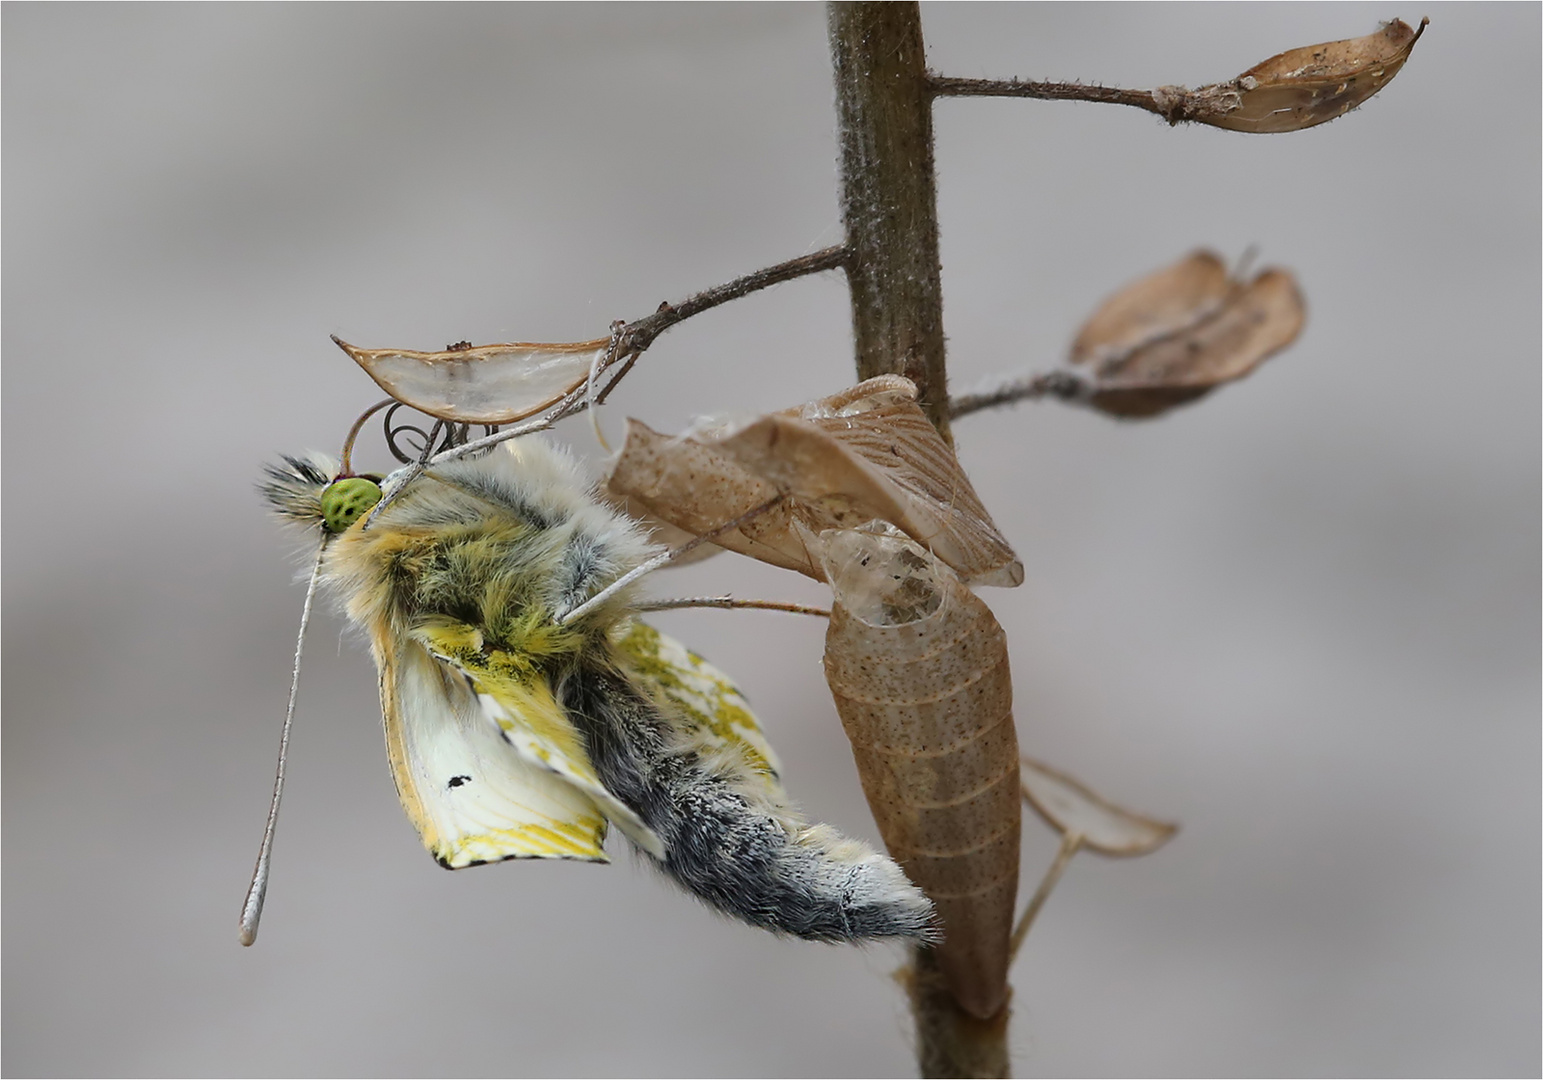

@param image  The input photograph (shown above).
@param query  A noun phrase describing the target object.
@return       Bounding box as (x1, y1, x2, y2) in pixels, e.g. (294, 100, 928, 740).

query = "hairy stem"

(619, 245, 850, 356)
(829, 1, 951, 440)
(830, 4, 1008, 1076)
(948, 370, 1087, 418)
(931, 74, 1168, 116)
(905, 948, 1012, 1080)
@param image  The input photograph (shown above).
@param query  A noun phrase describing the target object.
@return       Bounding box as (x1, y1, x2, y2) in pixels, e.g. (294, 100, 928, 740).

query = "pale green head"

(319, 476, 382, 533)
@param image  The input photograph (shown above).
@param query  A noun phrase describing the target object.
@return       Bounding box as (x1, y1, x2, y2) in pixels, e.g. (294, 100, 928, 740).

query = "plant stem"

(829, 5, 1007, 1076)
(828, 1, 952, 441)
(906, 948, 1012, 1080)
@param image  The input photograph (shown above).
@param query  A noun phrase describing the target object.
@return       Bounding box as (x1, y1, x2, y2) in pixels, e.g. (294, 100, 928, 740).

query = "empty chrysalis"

(241, 400, 934, 947)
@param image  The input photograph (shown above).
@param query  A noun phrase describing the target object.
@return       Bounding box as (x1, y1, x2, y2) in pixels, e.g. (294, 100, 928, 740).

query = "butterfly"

(252, 434, 934, 944)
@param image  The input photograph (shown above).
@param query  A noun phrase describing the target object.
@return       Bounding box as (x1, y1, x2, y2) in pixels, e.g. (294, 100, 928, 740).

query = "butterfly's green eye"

(320, 477, 383, 533)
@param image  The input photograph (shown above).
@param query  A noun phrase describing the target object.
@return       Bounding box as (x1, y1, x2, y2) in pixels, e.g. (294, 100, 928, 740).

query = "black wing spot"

(447, 774, 472, 788)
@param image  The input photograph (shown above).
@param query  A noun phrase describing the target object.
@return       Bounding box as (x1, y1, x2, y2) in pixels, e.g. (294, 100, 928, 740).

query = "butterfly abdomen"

(562, 666, 935, 943)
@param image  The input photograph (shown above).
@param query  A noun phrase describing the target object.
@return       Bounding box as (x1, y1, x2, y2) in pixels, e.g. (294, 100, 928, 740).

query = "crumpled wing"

(379, 638, 609, 867)
(614, 621, 783, 789)
(411, 619, 665, 858)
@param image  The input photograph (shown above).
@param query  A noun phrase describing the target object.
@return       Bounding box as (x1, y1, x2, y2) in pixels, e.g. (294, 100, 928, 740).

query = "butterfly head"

(261, 453, 384, 535)
(319, 476, 382, 533)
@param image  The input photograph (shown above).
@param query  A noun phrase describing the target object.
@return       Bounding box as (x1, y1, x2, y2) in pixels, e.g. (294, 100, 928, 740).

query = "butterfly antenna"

(239, 539, 326, 946)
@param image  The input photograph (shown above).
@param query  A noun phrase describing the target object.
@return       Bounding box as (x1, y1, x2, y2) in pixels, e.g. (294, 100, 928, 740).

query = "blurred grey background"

(5, 5, 1537, 1077)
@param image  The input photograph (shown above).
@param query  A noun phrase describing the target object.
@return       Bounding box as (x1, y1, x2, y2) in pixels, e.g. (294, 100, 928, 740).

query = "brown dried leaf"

(1184, 18, 1427, 134)
(1069, 252, 1306, 418)
(607, 377, 1023, 586)
(812, 524, 1020, 1020)
(1070, 251, 1233, 371)
(1019, 756, 1176, 857)
(332, 335, 610, 423)
(605, 419, 809, 575)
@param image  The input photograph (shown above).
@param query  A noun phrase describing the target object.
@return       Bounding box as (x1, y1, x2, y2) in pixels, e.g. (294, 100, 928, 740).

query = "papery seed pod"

(331, 334, 611, 423)
(1069, 250, 1306, 418)
(810, 523, 1020, 1020)
(1019, 756, 1177, 857)
(1165, 18, 1427, 134)
(607, 376, 1023, 586)
(606, 418, 811, 574)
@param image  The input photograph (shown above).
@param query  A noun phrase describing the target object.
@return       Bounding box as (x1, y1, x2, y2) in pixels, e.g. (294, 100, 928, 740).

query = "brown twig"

(1008, 832, 1083, 963)
(948, 370, 1087, 419)
(617, 245, 850, 356)
(633, 596, 831, 618)
(930, 74, 1175, 119)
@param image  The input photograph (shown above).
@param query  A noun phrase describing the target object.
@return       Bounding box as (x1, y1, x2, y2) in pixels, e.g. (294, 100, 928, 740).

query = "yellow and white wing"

(616, 621, 783, 786)
(411, 619, 664, 859)
(381, 639, 610, 867)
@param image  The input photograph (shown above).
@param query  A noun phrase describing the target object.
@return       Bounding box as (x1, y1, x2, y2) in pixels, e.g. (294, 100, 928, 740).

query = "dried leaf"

(812, 524, 1020, 1020)
(1178, 18, 1427, 134)
(606, 419, 810, 575)
(1069, 251, 1306, 418)
(332, 335, 610, 424)
(1071, 250, 1232, 370)
(607, 377, 1023, 586)
(1019, 757, 1176, 857)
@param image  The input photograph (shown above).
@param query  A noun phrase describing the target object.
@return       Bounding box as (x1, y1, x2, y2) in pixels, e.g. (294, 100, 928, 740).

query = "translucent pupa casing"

(811, 524, 1020, 1019)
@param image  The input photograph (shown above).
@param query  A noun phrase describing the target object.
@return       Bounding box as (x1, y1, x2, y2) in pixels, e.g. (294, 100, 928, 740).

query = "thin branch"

(930, 74, 1170, 119)
(929, 75, 1219, 130)
(1008, 832, 1083, 964)
(948, 370, 1087, 419)
(619, 245, 850, 355)
(634, 596, 831, 618)
(925, 71, 1166, 109)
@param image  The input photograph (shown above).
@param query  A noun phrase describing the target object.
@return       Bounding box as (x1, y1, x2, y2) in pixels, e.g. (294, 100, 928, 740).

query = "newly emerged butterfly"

(246, 431, 933, 946)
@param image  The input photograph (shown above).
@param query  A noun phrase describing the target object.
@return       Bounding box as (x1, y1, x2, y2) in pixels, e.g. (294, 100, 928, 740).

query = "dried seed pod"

(606, 418, 811, 574)
(811, 523, 1020, 1020)
(331, 334, 611, 423)
(1165, 18, 1428, 133)
(607, 377, 1023, 586)
(1019, 756, 1176, 857)
(1069, 251, 1306, 418)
